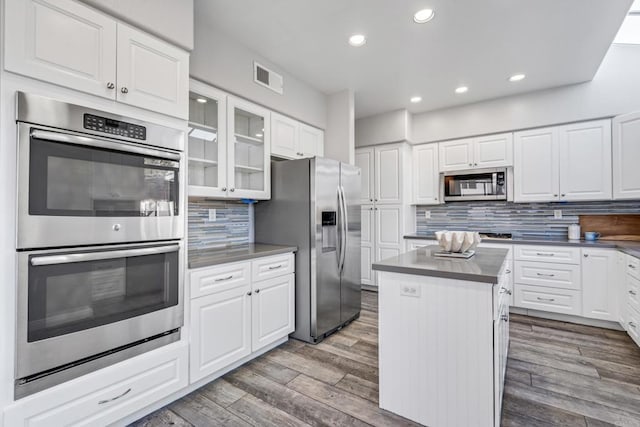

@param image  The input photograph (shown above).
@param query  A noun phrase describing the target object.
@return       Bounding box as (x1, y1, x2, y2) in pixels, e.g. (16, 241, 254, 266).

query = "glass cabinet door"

(227, 97, 271, 200)
(188, 82, 227, 197)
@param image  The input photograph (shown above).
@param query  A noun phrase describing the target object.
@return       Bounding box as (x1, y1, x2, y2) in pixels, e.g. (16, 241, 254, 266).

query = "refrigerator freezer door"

(312, 158, 342, 338)
(340, 163, 362, 323)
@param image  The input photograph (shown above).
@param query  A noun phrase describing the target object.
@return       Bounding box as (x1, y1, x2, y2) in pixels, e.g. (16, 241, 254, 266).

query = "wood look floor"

(131, 292, 640, 427)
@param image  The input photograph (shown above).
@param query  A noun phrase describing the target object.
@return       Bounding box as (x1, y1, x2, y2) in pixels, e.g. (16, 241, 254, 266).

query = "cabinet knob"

(221, 187, 227, 192)
(630, 290, 637, 296)
(255, 289, 260, 293)
(106, 82, 115, 89)
(561, 194, 566, 197)
(553, 194, 558, 197)
(474, 163, 478, 166)
(584, 254, 589, 257)
(501, 314, 509, 321)
(468, 163, 473, 167)
(370, 199, 373, 202)
(630, 321, 637, 329)
(434, 197, 438, 201)
(247, 291, 252, 296)
(374, 199, 378, 202)
(230, 188, 235, 192)
(121, 87, 129, 94)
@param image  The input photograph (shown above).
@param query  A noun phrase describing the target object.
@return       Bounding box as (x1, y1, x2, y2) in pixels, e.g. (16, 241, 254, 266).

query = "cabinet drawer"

(626, 304, 640, 347)
(514, 261, 581, 290)
(190, 261, 251, 299)
(4, 342, 188, 427)
(627, 274, 640, 313)
(628, 255, 640, 280)
(514, 245, 581, 264)
(514, 284, 582, 315)
(252, 253, 294, 282)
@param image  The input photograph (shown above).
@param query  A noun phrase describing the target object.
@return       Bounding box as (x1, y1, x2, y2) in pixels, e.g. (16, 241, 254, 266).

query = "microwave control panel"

(83, 114, 147, 140)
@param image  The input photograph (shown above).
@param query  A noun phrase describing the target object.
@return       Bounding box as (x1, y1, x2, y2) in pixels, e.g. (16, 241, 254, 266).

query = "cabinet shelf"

(234, 133, 264, 146)
(235, 164, 264, 173)
(188, 122, 218, 133)
(189, 158, 219, 166)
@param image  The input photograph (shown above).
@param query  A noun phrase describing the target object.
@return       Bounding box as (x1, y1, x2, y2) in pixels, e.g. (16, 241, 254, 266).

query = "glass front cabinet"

(188, 80, 271, 200)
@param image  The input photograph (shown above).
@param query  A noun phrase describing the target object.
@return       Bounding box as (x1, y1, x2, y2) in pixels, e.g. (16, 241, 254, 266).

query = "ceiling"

(195, 0, 632, 119)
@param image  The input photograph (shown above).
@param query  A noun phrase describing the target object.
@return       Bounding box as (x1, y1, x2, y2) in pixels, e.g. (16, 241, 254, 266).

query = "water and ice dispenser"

(322, 211, 337, 252)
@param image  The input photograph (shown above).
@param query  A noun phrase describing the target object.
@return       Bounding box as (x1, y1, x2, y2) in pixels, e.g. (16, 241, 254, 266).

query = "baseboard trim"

(510, 307, 624, 331)
(361, 284, 378, 292)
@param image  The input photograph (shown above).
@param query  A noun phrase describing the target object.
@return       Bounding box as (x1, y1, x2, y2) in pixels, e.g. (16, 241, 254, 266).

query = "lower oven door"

(16, 241, 183, 380)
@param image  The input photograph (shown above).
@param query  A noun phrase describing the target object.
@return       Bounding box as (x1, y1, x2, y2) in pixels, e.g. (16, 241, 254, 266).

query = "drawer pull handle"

(536, 252, 555, 256)
(98, 388, 132, 405)
(268, 264, 283, 270)
(630, 290, 637, 296)
(501, 314, 509, 322)
(630, 265, 637, 269)
(499, 287, 512, 295)
(536, 273, 555, 277)
(505, 269, 511, 274)
(536, 297, 555, 302)
(630, 322, 637, 329)
(215, 275, 234, 282)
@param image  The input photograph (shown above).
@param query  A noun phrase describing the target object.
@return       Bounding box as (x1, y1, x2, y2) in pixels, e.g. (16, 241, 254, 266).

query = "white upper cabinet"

(116, 24, 189, 119)
(613, 111, 640, 200)
(474, 133, 514, 169)
(514, 127, 560, 202)
(5, 0, 117, 98)
(270, 114, 324, 159)
(439, 134, 513, 172)
(439, 139, 474, 171)
(356, 148, 375, 204)
(558, 120, 612, 201)
(582, 249, 618, 322)
(412, 144, 440, 205)
(4, 0, 189, 119)
(375, 145, 403, 204)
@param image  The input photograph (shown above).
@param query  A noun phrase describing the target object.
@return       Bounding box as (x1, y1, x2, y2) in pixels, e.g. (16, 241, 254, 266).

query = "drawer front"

(514, 245, 581, 264)
(626, 304, 640, 347)
(514, 284, 582, 315)
(514, 261, 581, 290)
(627, 274, 640, 313)
(252, 253, 295, 282)
(4, 342, 188, 427)
(628, 255, 640, 280)
(190, 261, 251, 299)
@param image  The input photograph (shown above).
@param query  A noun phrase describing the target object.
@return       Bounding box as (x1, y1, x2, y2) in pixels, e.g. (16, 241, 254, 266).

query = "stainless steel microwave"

(441, 168, 508, 202)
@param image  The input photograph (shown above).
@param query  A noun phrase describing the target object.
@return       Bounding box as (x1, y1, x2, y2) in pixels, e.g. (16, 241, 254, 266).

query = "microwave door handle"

(492, 173, 497, 195)
(30, 129, 181, 162)
(30, 244, 180, 266)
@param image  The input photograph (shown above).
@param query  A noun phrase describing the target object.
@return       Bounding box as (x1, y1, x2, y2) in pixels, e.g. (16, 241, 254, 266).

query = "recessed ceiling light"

(196, 98, 207, 103)
(455, 86, 468, 94)
(414, 9, 435, 23)
(410, 96, 422, 103)
(348, 34, 367, 47)
(509, 74, 526, 82)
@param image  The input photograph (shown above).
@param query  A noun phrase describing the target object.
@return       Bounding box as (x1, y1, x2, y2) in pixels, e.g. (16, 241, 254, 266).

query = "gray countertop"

(404, 234, 640, 259)
(372, 246, 509, 284)
(189, 243, 297, 269)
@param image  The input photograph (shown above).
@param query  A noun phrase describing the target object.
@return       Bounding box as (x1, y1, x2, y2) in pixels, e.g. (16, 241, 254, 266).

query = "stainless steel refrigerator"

(255, 157, 361, 343)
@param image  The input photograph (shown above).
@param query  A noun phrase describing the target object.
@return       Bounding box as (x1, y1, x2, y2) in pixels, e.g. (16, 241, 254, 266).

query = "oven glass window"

(29, 136, 179, 217)
(27, 248, 179, 342)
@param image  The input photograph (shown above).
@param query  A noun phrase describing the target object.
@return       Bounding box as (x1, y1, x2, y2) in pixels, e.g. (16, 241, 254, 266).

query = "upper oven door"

(17, 124, 184, 249)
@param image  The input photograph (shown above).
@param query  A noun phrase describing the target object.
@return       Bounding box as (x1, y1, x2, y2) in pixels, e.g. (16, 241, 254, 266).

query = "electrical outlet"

(208, 209, 217, 222)
(401, 284, 421, 298)
(424, 211, 431, 220)
(554, 210, 562, 219)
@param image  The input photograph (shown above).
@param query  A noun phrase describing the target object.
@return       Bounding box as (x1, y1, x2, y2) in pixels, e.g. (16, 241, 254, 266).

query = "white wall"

(355, 109, 411, 147)
(411, 44, 640, 143)
(325, 90, 355, 164)
(79, 0, 194, 50)
(191, 25, 328, 130)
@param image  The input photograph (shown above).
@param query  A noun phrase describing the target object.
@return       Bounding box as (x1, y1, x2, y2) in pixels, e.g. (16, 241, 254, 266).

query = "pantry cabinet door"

(613, 112, 640, 200)
(116, 24, 189, 119)
(4, 0, 117, 99)
(559, 120, 612, 201)
(355, 148, 375, 204)
(375, 145, 403, 204)
(514, 127, 560, 202)
(413, 144, 440, 204)
(361, 206, 375, 287)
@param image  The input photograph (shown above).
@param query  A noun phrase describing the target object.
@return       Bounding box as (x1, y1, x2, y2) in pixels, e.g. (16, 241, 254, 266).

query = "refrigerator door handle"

(338, 186, 348, 274)
(336, 187, 343, 271)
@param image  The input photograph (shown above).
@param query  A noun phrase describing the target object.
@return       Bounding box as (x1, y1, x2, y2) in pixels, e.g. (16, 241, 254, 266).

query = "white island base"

(378, 268, 509, 427)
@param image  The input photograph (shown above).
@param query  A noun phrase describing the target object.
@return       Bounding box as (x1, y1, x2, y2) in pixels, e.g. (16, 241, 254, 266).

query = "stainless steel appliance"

(255, 158, 361, 343)
(442, 168, 508, 202)
(16, 92, 184, 249)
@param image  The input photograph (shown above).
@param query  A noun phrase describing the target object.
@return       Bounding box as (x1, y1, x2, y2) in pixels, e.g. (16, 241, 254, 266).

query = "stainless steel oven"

(16, 92, 184, 249)
(15, 241, 183, 398)
(441, 168, 508, 202)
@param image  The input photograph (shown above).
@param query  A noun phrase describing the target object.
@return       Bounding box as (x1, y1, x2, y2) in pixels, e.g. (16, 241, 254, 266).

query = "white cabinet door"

(613, 112, 640, 200)
(251, 274, 295, 352)
(474, 133, 513, 168)
(271, 112, 299, 159)
(375, 205, 402, 248)
(618, 251, 629, 328)
(361, 245, 375, 287)
(227, 97, 271, 200)
(413, 144, 440, 205)
(190, 285, 252, 382)
(299, 124, 324, 158)
(4, 0, 117, 99)
(582, 249, 617, 321)
(559, 120, 612, 201)
(514, 127, 560, 202)
(438, 139, 474, 171)
(375, 145, 402, 204)
(355, 148, 375, 204)
(116, 24, 189, 119)
(361, 206, 375, 286)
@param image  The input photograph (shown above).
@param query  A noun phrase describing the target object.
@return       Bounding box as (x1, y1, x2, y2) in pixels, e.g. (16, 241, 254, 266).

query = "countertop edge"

(372, 263, 497, 284)
(188, 245, 298, 270)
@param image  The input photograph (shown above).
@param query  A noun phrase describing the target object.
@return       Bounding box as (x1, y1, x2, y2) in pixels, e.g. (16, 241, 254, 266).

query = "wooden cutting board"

(579, 215, 640, 241)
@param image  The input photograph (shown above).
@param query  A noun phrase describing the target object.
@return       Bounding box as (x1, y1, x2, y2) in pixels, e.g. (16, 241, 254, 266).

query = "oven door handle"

(30, 245, 180, 266)
(30, 129, 181, 162)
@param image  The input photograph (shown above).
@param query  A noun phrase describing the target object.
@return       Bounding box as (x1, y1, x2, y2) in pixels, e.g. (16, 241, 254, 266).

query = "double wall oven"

(15, 92, 185, 398)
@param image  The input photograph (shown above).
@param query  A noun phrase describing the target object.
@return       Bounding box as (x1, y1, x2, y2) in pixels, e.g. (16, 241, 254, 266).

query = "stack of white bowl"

(435, 231, 481, 253)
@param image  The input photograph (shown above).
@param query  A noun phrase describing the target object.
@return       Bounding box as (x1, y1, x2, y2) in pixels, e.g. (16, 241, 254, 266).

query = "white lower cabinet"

(514, 284, 582, 315)
(582, 249, 618, 321)
(3, 342, 188, 427)
(189, 254, 295, 383)
(362, 205, 404, 288)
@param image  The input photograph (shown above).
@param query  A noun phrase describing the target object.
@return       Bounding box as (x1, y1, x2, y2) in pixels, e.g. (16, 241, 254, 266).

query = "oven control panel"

(83, 114, 146, 140)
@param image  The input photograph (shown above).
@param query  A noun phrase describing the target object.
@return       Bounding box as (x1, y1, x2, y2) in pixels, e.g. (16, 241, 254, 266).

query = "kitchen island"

(373, 246, 510, 427)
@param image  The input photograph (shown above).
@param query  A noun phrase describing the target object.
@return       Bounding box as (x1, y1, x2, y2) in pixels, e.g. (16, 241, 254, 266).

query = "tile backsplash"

(416, 201, 640, 240)
(188, 199, 251, 250)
